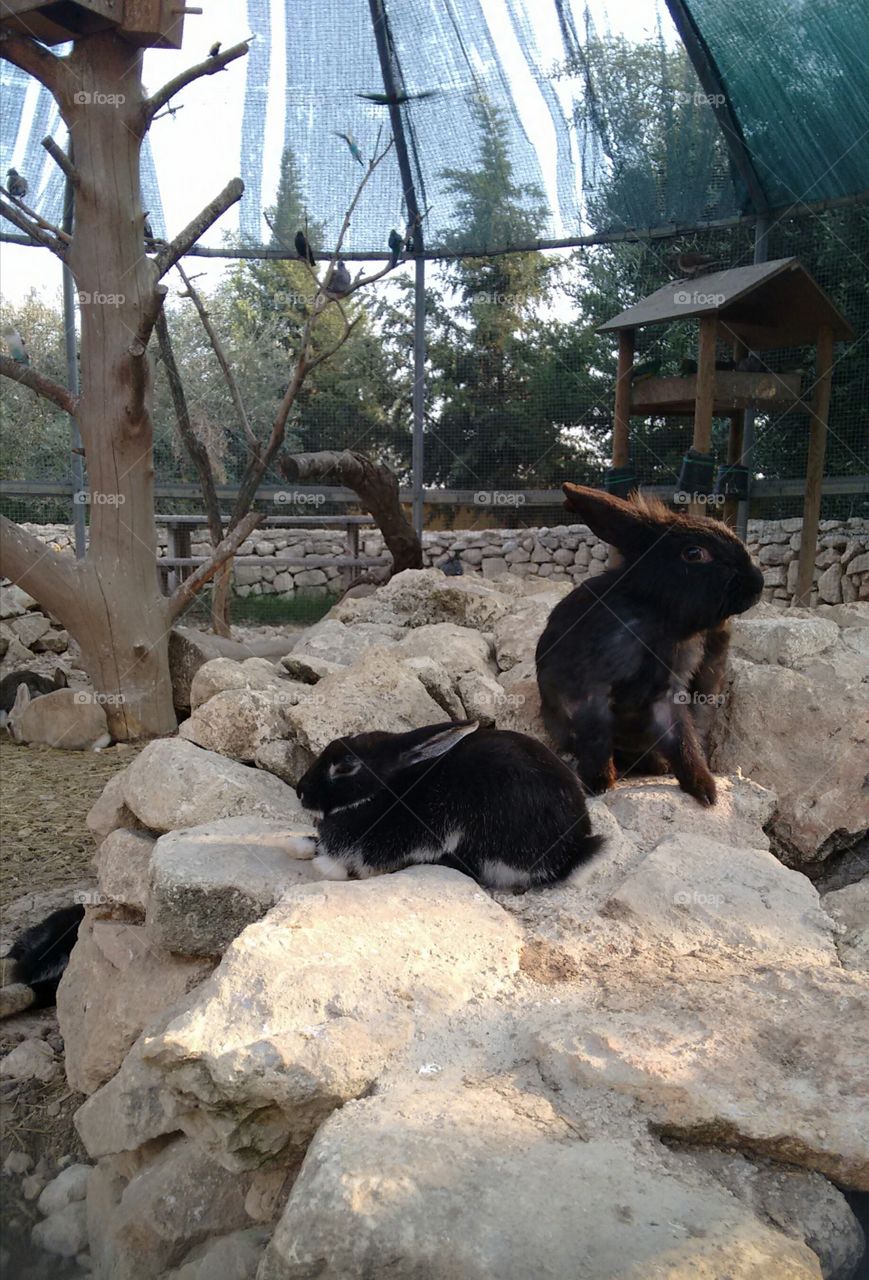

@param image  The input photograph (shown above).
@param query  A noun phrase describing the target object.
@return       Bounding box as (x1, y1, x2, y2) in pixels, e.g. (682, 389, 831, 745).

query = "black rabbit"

(296, 720, 603, 891)
(536, 484, 764, 806)
(0, 903, 84, 1018)
(0, 666, 67, 723)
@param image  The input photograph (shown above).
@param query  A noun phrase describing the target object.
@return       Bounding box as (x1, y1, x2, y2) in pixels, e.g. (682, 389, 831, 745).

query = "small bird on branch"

(356, 89, 436, 106)
(334, 131, 365, 167)
(6, 168, 28, 200)
(208, 41, 221, 58)
(387, 228, 406, 268)
(324, 261, 352, 299)
(294, 230, 316, 266)
(2, 323, 30, 365)
(669, 251, 725, 279)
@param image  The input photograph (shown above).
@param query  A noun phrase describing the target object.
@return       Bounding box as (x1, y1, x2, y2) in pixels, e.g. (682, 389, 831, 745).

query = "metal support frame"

(61, 144, 86, 558)
(369, 0, 427, 537)
(735, 215, 770, 540)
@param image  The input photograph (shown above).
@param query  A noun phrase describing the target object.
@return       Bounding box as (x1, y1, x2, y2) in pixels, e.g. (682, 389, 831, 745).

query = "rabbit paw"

(312, 853, 350, 881)
(685, 771, 717, 807)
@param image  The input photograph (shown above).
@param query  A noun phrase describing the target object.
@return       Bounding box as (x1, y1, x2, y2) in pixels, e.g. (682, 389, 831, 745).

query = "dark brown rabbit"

(536, 484, 764, 806)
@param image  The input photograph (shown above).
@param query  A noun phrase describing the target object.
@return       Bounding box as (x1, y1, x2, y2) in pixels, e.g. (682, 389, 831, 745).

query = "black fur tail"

(1, 903, 84, 1016)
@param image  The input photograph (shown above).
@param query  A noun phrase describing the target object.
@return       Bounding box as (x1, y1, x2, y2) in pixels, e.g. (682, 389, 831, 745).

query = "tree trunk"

(280, 450, 423, 578)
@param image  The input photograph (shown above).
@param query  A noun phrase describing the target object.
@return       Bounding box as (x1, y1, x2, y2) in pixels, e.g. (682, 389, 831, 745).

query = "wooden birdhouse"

(598, 257, 854, 604)
(0, 0, 190, 49)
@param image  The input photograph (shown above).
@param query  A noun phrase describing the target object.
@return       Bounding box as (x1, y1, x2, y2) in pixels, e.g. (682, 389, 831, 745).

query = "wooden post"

(795, 324, 834, 605)
(689, 317, 718, 516)
(613, 328, 635, 468)
(723, 338, 747, 528)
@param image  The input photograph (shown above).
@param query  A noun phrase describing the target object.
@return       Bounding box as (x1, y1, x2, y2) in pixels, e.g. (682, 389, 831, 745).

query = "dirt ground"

(0, 738, 139, 910)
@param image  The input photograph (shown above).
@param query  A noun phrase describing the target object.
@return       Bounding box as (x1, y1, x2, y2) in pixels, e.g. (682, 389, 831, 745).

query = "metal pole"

(735, 215, 770, 541)
(412, 256, 425, 537)
(62, 144, 86, 558)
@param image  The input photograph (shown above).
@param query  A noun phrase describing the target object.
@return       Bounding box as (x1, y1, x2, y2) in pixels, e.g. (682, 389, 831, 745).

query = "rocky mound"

(43, 575, 869, 1278)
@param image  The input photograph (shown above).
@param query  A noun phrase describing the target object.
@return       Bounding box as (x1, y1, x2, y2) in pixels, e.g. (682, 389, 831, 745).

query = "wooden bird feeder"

(598, 257, 854, 604)
(0, 0, 193, 48)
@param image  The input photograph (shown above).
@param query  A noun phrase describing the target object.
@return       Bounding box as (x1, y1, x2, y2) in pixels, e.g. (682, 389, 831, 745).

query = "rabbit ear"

(393, 721, 479, 770)
(562, 484, 659, 554)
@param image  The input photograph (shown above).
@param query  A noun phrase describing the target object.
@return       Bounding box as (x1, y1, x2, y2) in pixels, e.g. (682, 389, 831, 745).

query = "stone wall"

(17, 516, 869, 607)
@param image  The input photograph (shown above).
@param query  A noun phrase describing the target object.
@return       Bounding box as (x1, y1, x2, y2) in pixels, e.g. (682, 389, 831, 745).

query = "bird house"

(0, 0, 188, 48)
(598, 257, 854, 603)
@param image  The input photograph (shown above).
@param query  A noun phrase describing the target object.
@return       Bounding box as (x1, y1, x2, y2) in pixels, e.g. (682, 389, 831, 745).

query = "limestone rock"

(96, 829, 155, 912)
(179, 687, 303, 763)
(491, 590, 564, 671)
(395, 623, 495, 681)
(37, 1164, 91, 1215)
(87, 1139, 253, 1280)
(456, 669, 513, 726)
(254, 739, 315, 787)
(331, 568, 518, 630)
(288, 618, 402, 667)
(135, 869, 522, 1170)
(9, 611, 51, 648)
(600, 776, 776, 854)
(8, 687, 109, 750)
(0, 583, 37, 617)
(260, 1084, 820, 1280)
(189, 657, 293, 710)
(279, 653, 344, 683)
(400, 656, 466, 719)
(86, 773, 142, 843)
(0, 1037, 59, 1083)
(147, 816, 317, 955)
(32, 1200, 88, 1258)
(712, 653, 869, 862)
(121, 740, 304, 833)
(731, 616, 839, 665)
(536, 962, 869, 1189)
(285, 647, 446, 757)
(823, 878, 869, 971)
(692, 1150, 865, 1280)
(163, 1227, 270, 1280)
(169, 628, 228, 714)
(57, 915, 213, 1094)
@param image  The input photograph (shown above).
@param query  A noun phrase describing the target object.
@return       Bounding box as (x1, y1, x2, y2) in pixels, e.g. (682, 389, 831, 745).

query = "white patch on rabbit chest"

(442, 829, 464, 854)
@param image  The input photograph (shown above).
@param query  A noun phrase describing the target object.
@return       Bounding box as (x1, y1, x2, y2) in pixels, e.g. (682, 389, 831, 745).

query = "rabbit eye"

(682, 545, 713, 563)
(329, 759, 360, 778)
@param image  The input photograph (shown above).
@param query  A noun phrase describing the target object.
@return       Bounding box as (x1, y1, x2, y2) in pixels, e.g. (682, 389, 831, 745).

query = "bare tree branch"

(166, 511, 263, 622)
(0, 514, 83, 625)
(154, 308, 224, 551)
(154, 179, 244, 279)
(0, 354, 77, 415)
(144, 39, 252, 122)
(281, 450, 422, 576)
(175, 262, 258, 457)
(2, 185, 71, 243)
(0, 196, 66, 257)
(0, 33, 66, 95)
(42, 136, 79, 186)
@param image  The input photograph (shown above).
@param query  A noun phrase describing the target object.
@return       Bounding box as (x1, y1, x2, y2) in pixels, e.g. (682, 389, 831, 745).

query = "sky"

(0, 0, 667, 308)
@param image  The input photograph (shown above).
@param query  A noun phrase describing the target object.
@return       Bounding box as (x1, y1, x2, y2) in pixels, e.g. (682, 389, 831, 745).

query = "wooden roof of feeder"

(599, 258, 854, 350)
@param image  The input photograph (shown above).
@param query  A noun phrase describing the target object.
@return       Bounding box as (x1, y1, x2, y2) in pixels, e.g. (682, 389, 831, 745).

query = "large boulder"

(57, 914, 213, 1094)
(147, 816, 317, 955)
(189, 656, 294, 710)
(823, 879, 869, 971)
(120, 740, 304, 833)
(96, 828, 156, 912)
(395, 623, 495, 681)
(330, 568, 520, 630)
(260, 1083, 822, 1280)
(712, 626, 869, 862)
(284, 646, 448, 756)
(179, 687, 306, 763)
(287, 618, 403, 666)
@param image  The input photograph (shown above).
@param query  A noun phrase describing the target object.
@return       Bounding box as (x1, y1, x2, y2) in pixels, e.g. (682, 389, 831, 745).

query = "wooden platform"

(631, 370, 803, 416)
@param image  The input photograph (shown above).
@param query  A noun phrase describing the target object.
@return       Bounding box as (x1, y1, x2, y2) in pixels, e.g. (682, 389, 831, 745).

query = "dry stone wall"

(15, 516, 869, 606)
